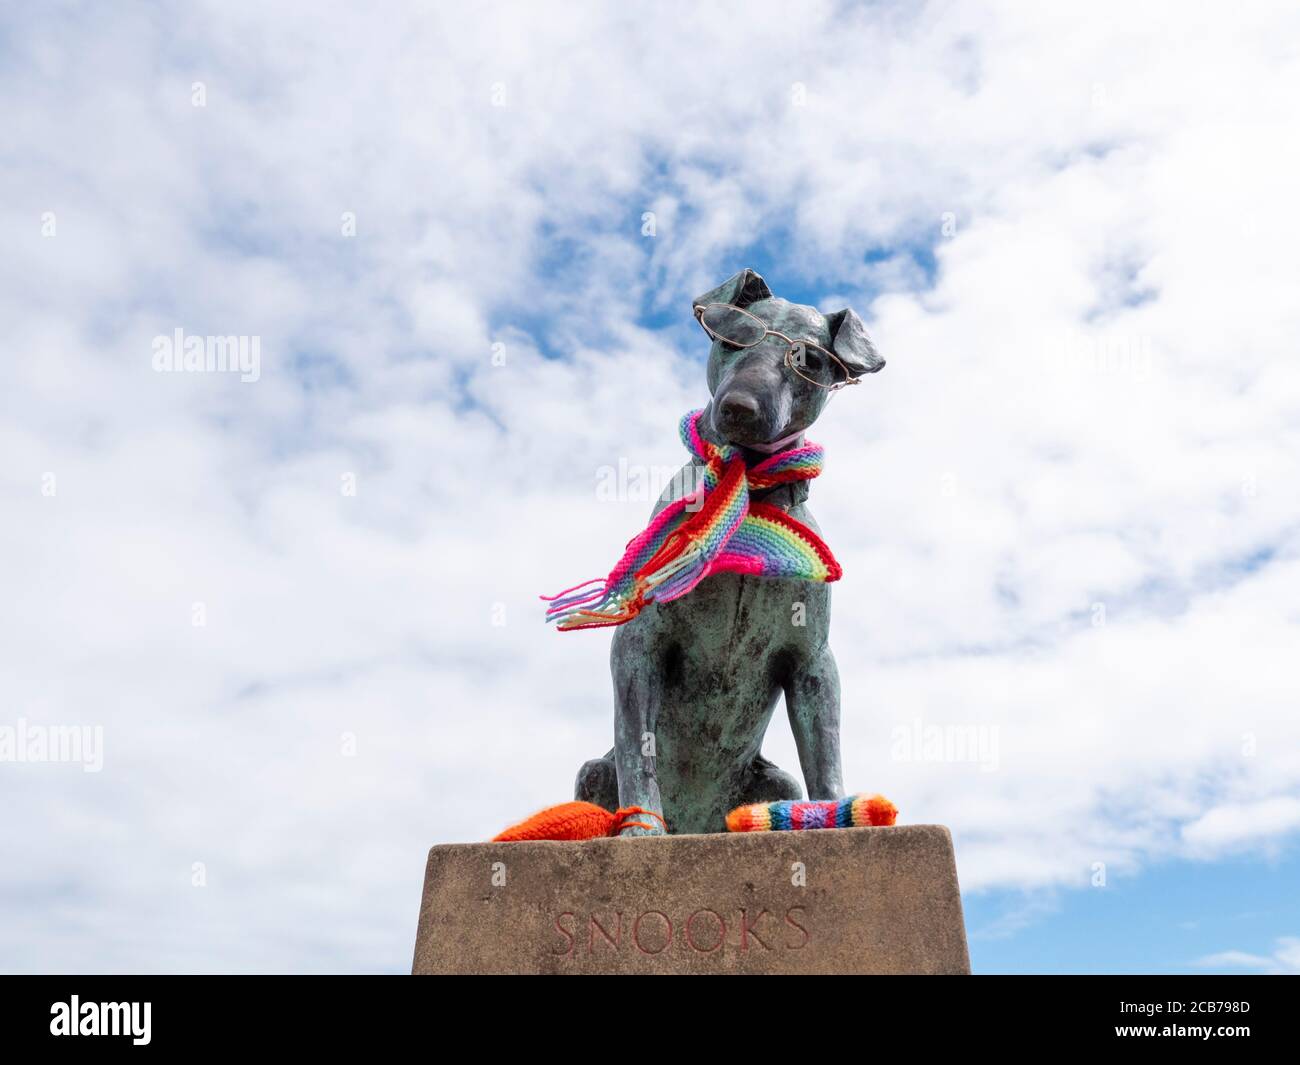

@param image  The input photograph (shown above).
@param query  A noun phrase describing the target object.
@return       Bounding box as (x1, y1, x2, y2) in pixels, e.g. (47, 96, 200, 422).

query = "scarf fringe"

(543, 532, 707, 631)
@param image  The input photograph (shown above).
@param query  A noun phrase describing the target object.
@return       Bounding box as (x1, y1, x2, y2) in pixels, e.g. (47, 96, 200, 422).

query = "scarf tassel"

(542, 528, 710, 630)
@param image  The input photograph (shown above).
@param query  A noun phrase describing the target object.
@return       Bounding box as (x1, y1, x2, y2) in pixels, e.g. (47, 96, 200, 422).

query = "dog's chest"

(651, 561, 830, 679)
(675, 569, 806, 636)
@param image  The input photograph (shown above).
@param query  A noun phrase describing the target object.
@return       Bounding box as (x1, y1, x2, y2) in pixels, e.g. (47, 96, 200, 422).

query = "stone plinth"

(412, 825, 970, 975)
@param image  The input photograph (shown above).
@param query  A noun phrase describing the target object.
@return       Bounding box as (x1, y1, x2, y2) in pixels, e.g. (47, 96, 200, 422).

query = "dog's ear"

(692, 268, 772, 313)
(825, 308, 885, 375)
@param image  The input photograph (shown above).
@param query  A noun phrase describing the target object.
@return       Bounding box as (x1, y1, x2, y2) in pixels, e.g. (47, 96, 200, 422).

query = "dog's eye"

(787, 342, 843, 387)
(791, 342, 825, 368)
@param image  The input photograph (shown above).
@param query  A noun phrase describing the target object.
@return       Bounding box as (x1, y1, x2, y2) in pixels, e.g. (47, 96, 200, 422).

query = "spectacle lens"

(698, 304, 766, 348)
(787, 341, 844, 388)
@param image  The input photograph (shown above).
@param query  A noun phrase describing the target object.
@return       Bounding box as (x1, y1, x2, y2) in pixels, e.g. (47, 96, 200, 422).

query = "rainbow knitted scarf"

(543, 409, 841, 631)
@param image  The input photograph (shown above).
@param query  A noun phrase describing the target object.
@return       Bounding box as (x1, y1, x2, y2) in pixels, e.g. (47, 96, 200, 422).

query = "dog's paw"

(617, 821, 666, 838)
(612, 805, 667, 837)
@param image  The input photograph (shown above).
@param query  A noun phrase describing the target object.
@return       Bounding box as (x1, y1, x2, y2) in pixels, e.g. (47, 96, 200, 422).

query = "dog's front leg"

(785, 645, 845, 800)
(611, 633, 666, 836)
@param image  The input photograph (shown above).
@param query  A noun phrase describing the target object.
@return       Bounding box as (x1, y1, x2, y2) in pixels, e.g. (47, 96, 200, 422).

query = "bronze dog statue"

(572, 268, 884, 834)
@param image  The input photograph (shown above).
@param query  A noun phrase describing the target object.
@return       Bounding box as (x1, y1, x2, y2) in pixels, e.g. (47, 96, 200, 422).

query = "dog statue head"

(692, 268, 884, 449)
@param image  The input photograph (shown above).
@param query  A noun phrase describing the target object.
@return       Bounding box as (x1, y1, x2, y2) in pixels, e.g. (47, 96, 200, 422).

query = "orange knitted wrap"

(492, 802, 665, 842)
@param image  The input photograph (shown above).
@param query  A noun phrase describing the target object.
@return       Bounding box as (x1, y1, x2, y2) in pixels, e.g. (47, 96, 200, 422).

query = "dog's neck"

(696, 407, 812, 512)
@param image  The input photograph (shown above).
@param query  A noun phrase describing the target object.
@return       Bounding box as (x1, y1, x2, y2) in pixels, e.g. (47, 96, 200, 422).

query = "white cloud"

(2, 0, 1299, 971)
(1197, 937, 1300, 975)
(1183, 798, 1300, 857)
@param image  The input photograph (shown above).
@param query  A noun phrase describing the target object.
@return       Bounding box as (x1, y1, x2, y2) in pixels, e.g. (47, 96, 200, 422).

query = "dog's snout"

(719, 393, 760, 423)
(713, 385, 784, 447)
(711, 348, 791, 447)
(716, 391, 766, 439)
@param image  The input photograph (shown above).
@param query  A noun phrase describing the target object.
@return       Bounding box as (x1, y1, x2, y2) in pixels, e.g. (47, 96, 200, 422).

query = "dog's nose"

(715, 391, 773, 445)
(719, 393, 760, 424)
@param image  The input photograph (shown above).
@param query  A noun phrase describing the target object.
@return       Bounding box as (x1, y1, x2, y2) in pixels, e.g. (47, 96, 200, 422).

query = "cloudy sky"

(2, 1, 1298, 974)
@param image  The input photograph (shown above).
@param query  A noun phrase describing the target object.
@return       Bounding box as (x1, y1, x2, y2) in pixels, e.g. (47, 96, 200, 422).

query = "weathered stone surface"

(412, 825, 970, 974)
